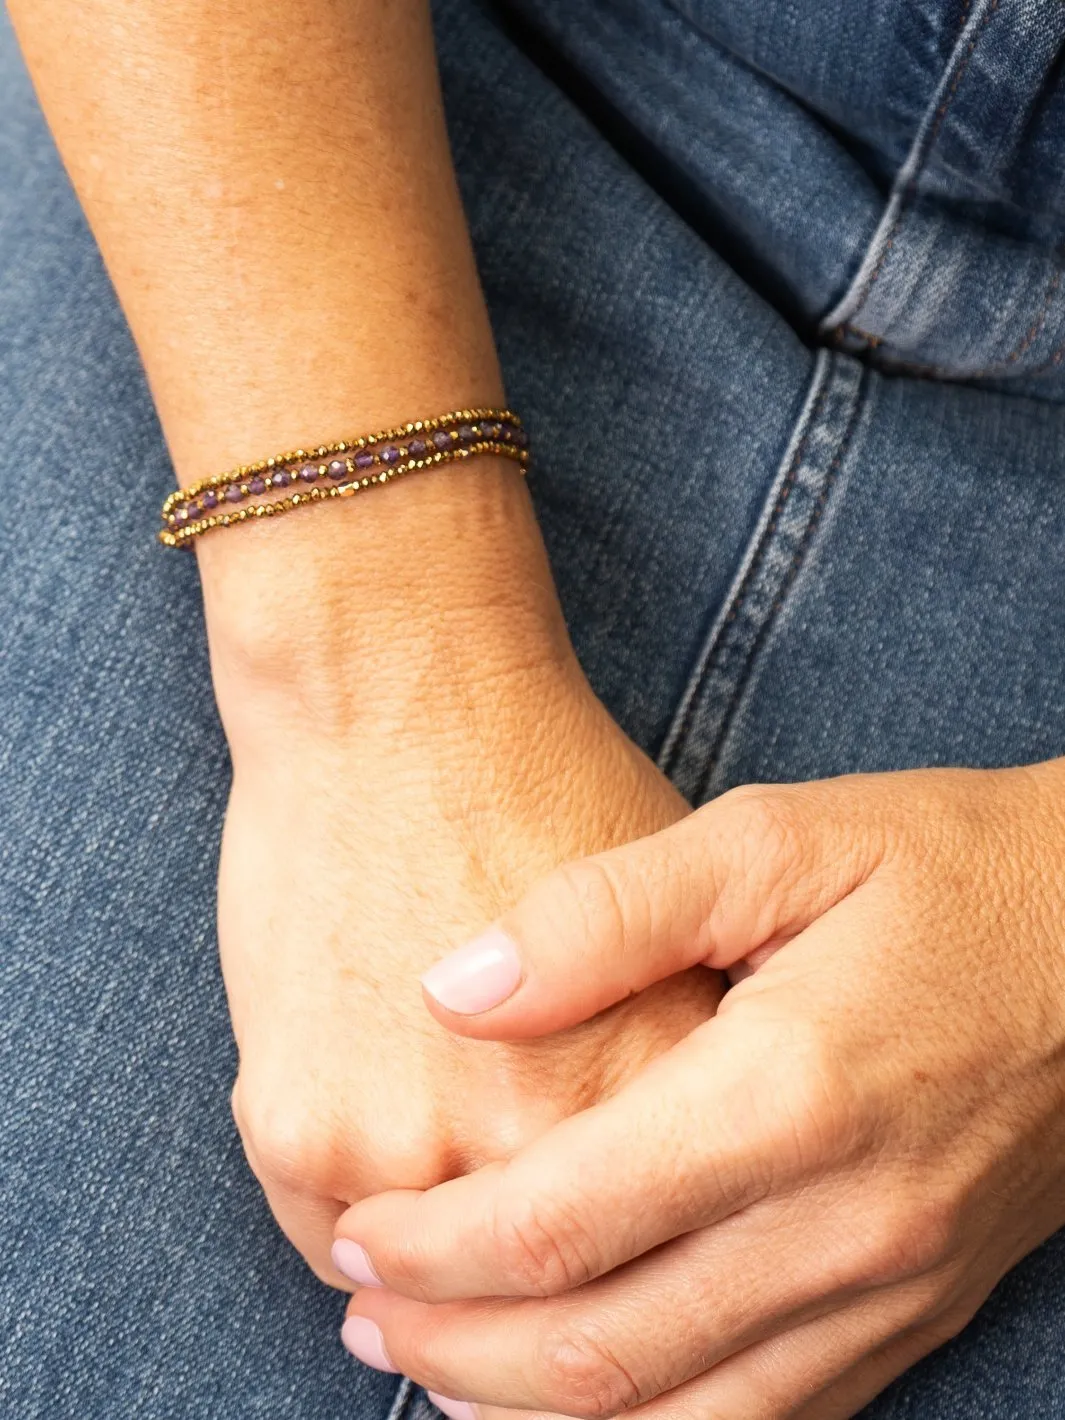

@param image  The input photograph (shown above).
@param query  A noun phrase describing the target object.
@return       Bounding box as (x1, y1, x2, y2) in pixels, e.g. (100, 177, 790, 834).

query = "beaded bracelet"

(159, 407, 528, 548)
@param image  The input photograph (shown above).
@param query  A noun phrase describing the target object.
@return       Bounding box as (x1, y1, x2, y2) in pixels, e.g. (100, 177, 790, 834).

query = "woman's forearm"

(11, 0, 570, 728)
(10, 0, 501, 472)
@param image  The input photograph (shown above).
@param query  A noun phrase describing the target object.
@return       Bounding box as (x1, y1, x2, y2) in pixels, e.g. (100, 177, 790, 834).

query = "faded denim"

(2, 0, 1064, 1416)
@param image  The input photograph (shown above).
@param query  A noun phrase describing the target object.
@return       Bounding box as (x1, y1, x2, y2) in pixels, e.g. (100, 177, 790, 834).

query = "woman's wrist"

(201, 457, 585, 758)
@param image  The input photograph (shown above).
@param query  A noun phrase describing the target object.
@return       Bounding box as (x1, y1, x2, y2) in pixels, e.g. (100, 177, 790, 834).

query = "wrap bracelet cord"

(158, 407, 529, 548)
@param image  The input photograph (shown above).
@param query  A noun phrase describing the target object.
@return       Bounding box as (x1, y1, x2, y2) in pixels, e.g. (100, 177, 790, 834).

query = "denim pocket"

(821, 0, 1065, 397)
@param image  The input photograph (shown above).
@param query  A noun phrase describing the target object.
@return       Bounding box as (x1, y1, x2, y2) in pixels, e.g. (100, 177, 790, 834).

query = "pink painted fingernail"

(421, 927, 522, 1015)
(340, 1315, 398, 1373)
(332, 1240, 383, 1287)
(428, 1393, 480, 1420)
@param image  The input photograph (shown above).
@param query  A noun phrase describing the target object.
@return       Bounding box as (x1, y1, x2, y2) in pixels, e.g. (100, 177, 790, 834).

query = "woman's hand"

(10, 0, 724, 1306)
(335, 763, 1065, 1420)
(211, 465, 723, 1291)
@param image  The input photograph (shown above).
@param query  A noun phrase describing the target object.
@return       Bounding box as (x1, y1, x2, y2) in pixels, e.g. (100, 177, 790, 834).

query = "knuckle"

(536, 1322, 643, 1418)
(717, 785, 804, 880)
(361, 1111, 445, 1191)
(470, 1124, 536, 1174)
(490, 1188, 601, 1296)
(920, 1299, 975, 1349)
(853, 1192, 962, 1287)
(376, 1233, 441, 1303)
(899, 1274, 976, 1352)
(762, 1022, 866, 1172)
(238, 1091, 337, 1194)
(551, 854, 634, 951)
(230, 1080, 246, 1133)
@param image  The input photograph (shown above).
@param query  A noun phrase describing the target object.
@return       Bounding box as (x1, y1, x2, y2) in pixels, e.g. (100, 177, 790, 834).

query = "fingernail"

(428, 1393, 480, 1420)
(340, 1316, 398, 1373)
(332, 1239, 383, 1288)
(420, 927, 522, 1015)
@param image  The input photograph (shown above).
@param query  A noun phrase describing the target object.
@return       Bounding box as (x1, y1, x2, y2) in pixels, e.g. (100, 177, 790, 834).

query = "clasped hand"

(335, 763, 1065, 1420)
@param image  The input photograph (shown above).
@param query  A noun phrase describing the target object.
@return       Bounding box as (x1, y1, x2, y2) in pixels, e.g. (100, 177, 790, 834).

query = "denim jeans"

(2, 0, 1064, 1416)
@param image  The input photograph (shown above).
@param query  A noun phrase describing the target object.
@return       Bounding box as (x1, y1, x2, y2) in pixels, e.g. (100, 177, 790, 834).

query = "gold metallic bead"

(158, 408, 523, 546)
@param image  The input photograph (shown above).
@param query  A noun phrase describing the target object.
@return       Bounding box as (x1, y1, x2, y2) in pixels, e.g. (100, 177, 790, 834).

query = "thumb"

(421, 778, 888, 1040)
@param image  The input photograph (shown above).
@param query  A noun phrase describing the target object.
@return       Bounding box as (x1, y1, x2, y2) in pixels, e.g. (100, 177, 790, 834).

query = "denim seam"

(840, 253, 1065, 382)
(995, 265, 1063, 366)
(657, 350, 833, 785)
(965, 251, 1065, 378)
(385, 1377, 418, 1420)
(819, 0, 1000, 344)
(657, 351, 866, 803)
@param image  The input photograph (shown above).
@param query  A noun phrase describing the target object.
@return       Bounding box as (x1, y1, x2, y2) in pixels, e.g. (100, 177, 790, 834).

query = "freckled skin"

(7, 0, 724, 1289)
(336, 764, 1065, 1420)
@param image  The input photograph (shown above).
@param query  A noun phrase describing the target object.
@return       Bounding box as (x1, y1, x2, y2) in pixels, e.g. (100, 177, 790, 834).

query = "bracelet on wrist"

(159, 406, 528, 548)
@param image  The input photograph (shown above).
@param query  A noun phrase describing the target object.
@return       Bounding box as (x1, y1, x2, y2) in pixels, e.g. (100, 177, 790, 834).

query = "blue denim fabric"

(2, 0, 1064, 1416)
(513, 0, 1065, 390)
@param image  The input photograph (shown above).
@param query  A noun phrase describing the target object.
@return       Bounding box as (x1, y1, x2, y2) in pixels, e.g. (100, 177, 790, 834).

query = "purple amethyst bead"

(202, 489, 218, 509)
(272, 469, 291, 487)
(187, 503, 201, 521)
(354, 450, 375, 471)
(250, 476, 266, 495)
(408, 437, 427, 459)
(176, 506, 190, 523)
(380, 445, 400, 465)
(482, 421, 500, 439)
(328, 459, 348, 480)
(457, 425, 475, 445)
(225, 485, 242, 503)
(432, 429, 453, 451)
(300, 464, 319, 483)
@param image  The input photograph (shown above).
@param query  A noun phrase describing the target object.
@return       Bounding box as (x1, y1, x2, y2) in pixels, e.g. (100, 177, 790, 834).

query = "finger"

(340, 1191, 884, 1414)
(338, 885, 884, 1305)
(419, 778, 887, 1039)
(430, 1400, 550, 1420)
(335, 1019, 771, 1301)
(260, 1176, 351, 1289)
(423, 1315, 943, 1420)
(790, 1327, 955, 1420)
(424, 1312, 943, 1420)
(237, 1115, 353, 1289)
(337, 925, 886, 1300)
(609, 1280, 949, 1420)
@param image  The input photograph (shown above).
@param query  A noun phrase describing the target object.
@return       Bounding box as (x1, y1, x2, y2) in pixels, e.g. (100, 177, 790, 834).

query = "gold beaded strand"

(158, 407, 527, 548)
